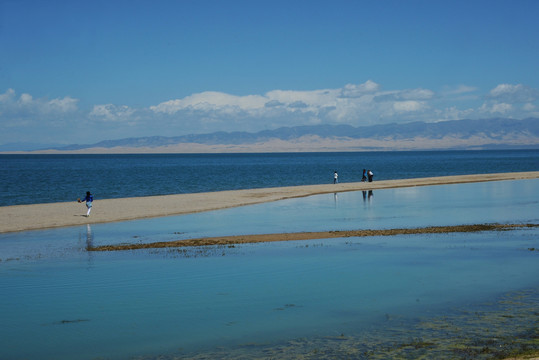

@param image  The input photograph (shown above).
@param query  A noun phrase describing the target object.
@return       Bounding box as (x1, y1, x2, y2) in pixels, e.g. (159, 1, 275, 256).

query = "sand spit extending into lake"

(1, 171, 538, 233)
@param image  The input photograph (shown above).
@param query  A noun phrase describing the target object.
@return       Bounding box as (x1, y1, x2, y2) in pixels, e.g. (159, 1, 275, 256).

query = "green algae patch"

(158, 287, 539, 359)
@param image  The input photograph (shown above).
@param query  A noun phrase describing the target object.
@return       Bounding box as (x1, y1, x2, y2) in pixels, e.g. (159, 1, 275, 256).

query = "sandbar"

(0, 171, 538, 233)
(90, 223, 539, 251)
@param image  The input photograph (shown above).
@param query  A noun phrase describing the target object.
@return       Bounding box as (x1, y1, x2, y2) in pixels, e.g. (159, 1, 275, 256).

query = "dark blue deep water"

(1, 150, 538, 206)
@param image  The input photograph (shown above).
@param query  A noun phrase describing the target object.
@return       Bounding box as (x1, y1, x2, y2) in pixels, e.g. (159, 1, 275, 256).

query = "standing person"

(334, 171, 338, 184)
(78, 191, 93, 217)
(361, 169, 367, 182)
(367, 170, 374, 182)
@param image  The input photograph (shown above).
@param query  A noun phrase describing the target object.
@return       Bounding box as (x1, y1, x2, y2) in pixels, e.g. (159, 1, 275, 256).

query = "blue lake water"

(1, 149, 538, 206)
(0, 179, 538, 359)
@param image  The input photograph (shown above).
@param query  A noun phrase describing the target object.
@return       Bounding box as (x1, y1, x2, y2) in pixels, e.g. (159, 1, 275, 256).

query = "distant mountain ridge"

(5, 117, 539, 153)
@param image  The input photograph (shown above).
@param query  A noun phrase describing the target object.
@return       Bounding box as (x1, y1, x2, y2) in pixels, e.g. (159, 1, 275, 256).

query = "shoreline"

(1, 171, 538, 233)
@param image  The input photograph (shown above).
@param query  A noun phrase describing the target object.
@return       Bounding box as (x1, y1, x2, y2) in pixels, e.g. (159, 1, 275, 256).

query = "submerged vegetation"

(142, 289, 539, 359)
(88, 223, 539, 252)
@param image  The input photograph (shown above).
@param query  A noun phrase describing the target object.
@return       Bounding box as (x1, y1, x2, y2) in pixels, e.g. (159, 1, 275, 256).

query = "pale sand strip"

(0, 171, 538, 233)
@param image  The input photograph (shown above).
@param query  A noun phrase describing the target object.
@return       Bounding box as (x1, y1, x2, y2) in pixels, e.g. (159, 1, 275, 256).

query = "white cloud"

(149, 87, 345, 128)
(265, 88, 340, 112)
(78, 81, 539, 132)
(393, 101, 426, 112)
(2, 81, 538, 145)
(150, 91, 268, 114)
(90, 104, 135, 122)
(48, 97, 79, 113)
(340, 80, 380, 98)
(148, 80, 437, 128)
(433, 106, 475, 122)
(265, 100, 284, 108)
(488, 84, 539, 103)
(491, 103, 512, 113)
(0, 88, 78, 116)
(480, 102, 513, 114)
(523, 103, 536, 111)
(149, 83, 381, 118)
(288, 101, 309, 109)
(0, 88, 16, 103)
(475, 83, 539, 118)
(19, 93, 33, 105)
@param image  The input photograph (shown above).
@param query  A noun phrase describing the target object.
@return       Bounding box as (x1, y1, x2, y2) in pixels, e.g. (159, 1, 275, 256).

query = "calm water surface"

(1, 150, 538, 205)
(0, 180, 538, 359)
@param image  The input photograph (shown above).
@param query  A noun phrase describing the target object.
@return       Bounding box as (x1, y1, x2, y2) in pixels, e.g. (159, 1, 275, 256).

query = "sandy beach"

(1, 171, 538, 233)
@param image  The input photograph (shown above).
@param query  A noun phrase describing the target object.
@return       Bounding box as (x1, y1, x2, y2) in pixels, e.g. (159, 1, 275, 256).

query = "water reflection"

(80, 224, 94, 266)
(362, 190, 373, 203)
(85, 224, 93, 250)
(0, 180, 538, 360)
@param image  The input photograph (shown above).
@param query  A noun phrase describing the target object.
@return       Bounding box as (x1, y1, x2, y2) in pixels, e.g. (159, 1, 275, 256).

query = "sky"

(1, 0, 538, 146)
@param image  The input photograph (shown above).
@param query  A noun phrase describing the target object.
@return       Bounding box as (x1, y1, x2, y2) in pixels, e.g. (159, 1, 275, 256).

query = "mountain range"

(3, 117, 539, 153)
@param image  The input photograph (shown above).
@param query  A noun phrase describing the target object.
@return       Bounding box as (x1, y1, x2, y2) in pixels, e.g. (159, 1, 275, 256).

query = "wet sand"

(90, 223, 539, 251)
(1, 171, 538, 233)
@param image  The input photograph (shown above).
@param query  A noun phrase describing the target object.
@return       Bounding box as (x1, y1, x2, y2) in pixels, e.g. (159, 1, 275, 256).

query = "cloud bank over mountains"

(1, 81, 538, 145)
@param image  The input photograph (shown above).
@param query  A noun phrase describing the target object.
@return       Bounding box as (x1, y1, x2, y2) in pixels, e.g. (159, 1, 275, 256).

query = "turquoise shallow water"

(0, 180, 538, 359)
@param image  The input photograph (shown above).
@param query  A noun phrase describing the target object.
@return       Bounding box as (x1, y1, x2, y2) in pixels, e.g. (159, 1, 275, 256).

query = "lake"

(0, 179, 538, 359)
(1, 149, 538, 206)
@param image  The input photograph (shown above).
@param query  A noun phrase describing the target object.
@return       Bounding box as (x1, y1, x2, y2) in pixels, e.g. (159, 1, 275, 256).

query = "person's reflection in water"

(362, 191, 367, 202)
(368, 190, 374, 201)
(84, 224, 95, 266)
(334, 192, 338, 208)
(86, 224, 93, 249)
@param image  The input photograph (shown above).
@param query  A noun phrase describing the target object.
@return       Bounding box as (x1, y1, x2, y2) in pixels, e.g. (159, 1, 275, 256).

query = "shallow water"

(0, 180, 538, 359)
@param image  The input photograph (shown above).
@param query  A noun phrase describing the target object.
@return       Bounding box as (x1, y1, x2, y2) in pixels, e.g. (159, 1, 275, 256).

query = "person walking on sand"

(361, 169, 367, 182)
(368, 170, 374, 182)
(78, 191, 93, 217)
(334, 171, 338, 184)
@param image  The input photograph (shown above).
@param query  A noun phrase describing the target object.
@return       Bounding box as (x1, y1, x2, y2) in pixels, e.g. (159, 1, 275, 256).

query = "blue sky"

(1, 0, 538, 146)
